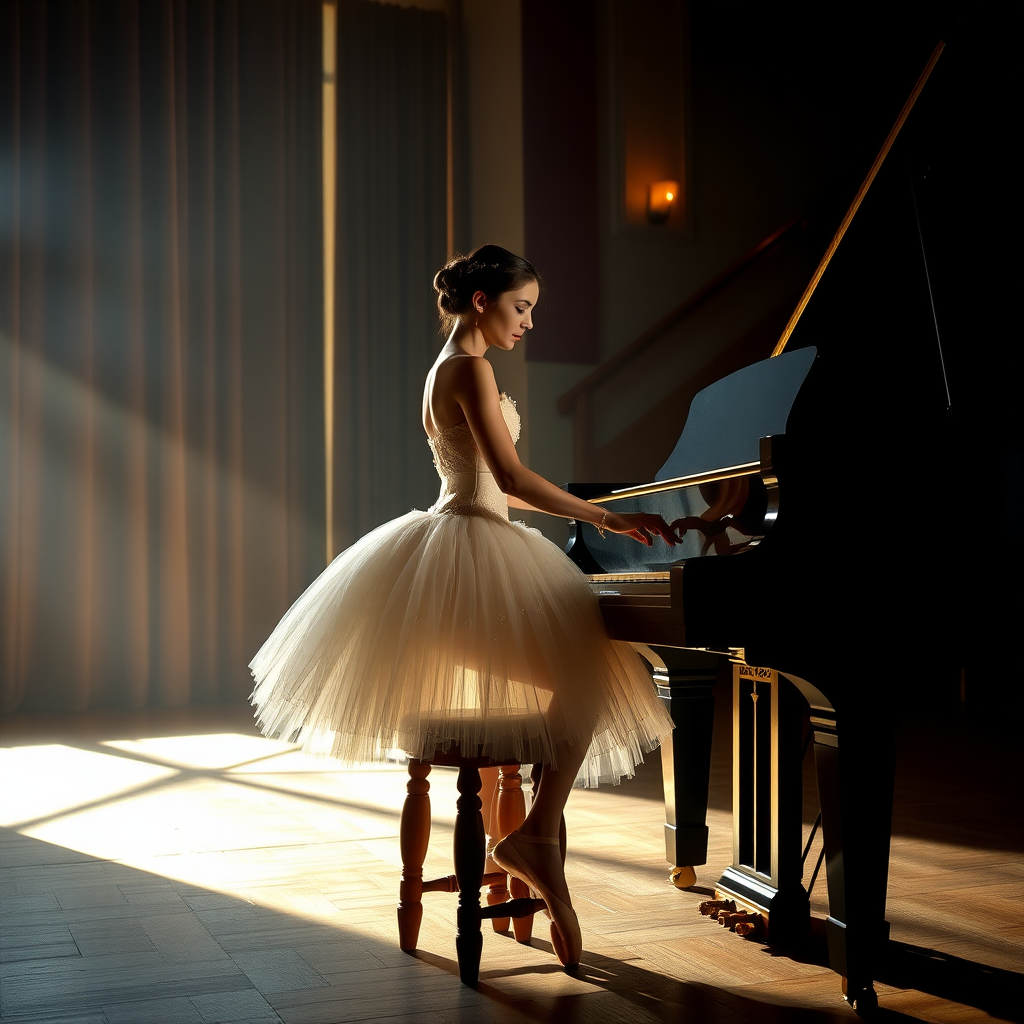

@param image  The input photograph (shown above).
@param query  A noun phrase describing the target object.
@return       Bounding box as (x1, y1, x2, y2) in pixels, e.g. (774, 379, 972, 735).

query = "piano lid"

(655, 347, 816, 483)
(568, 342, 817, 572)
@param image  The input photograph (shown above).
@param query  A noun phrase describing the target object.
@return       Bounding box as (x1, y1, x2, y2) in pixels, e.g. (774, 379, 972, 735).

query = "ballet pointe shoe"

(492, 831, 582, 970)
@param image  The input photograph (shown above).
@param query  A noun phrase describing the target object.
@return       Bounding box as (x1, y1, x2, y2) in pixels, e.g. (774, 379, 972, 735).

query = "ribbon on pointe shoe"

(484, 834, 499, 876)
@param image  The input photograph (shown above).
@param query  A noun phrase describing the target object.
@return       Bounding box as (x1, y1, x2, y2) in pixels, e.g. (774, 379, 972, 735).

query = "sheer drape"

(0, 1, 324, 713)
(331, 0, 449, 551)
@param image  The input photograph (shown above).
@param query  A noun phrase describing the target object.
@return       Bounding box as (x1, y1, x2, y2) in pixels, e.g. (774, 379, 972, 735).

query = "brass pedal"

(697, 897, 736, 919)
(719, 909, 764, 939)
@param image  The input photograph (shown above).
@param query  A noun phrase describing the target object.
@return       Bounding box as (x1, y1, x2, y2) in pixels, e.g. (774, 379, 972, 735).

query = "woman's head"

(433, 245, 540, 335)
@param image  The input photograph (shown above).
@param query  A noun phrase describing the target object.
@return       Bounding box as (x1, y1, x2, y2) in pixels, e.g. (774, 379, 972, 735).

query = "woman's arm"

(507, 495, 544, 513)
(450, 357, 679, 546)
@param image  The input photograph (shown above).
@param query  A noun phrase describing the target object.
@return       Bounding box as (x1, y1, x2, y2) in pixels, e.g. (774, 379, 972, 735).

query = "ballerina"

(250, 244, 679, 970)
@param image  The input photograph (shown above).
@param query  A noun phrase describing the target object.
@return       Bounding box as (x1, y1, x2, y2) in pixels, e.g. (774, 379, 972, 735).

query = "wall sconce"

(647, 180, 678, 224)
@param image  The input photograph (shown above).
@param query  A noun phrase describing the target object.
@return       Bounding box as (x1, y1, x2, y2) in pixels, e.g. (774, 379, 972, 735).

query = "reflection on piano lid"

(564, 347, 815, 579)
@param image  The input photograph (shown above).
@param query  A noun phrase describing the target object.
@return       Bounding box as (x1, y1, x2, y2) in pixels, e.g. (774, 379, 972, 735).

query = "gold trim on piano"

(588, 572, 671, 582)
(585, 461, 760, 503)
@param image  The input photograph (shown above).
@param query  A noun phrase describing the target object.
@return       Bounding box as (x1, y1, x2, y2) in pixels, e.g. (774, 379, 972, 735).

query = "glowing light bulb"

(648, 180, 679, 224)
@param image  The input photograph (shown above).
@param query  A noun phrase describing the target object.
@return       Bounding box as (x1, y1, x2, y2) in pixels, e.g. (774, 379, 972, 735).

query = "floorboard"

(1, 693, 1021, 1024)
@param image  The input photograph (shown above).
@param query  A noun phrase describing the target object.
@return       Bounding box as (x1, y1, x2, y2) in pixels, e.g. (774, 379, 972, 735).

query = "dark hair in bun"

(432, 244, 540, 334)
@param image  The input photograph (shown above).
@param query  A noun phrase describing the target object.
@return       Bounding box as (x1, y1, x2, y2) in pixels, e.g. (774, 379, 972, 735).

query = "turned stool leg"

(453, 765, 486, 985)
(497, 764, 535, 943)
(398, 760, 431, 951)
(486, 763, 526, 933)
(480, 766, 510, 933)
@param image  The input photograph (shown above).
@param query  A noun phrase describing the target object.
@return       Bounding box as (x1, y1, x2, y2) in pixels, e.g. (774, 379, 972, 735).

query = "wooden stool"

(397, 751, 546, 986)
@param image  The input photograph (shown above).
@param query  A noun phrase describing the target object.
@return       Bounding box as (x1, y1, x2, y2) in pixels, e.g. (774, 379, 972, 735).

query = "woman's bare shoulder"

(425, 353, 498, 435)
(433, 353, 497, 404)
(435, 352, 494, 386)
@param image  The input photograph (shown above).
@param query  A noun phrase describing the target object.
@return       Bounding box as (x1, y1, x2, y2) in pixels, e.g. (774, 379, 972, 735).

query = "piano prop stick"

(567, 38, 949, 1014)
(771, 40, 945, 359)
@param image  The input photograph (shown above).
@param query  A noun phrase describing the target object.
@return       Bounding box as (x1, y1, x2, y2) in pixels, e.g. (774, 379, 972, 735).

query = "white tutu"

(250, 395, 673, 787)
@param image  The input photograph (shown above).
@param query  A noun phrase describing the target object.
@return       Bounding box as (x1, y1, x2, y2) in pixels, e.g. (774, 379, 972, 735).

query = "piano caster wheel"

(670, 865, 697, 889)
(842, 977, 879, 1016)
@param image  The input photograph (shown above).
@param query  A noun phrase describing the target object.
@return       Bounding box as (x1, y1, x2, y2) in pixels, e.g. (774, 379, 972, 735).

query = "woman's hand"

(604, 512, 683, 547)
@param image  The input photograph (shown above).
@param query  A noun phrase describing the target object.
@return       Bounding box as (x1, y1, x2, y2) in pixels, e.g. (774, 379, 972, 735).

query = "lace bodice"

(428, 393, 520, 520)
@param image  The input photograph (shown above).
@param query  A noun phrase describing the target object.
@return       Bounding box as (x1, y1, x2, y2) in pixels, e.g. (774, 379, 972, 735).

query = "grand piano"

(563, 42, 957, 1013)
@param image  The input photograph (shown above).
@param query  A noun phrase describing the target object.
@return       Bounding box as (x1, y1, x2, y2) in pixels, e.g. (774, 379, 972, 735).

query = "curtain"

(332, 0, 449, 551)
(0, 0, 324, 713)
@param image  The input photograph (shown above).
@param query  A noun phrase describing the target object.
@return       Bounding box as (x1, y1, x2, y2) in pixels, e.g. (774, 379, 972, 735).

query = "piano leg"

(715, 665, 810, 942)
(810, 701, 895, 1014)
(641, 646, 719, 882)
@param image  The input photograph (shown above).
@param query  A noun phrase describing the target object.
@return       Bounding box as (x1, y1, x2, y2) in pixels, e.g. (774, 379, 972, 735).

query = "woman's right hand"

(604, 512, 682, 547)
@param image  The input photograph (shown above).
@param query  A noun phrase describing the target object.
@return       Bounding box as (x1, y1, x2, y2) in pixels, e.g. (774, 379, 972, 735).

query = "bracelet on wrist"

(595, 510, 609, 538)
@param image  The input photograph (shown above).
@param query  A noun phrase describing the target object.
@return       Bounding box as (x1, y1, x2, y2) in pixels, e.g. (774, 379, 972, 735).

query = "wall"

(458, 0, 531, 477)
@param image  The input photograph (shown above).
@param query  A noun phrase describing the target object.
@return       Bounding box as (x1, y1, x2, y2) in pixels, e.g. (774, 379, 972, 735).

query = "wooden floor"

(1, 689, 1021, 1024)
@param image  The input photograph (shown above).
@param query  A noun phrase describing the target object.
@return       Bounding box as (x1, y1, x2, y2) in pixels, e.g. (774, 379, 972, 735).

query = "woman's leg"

(512, 742, 585, 906)
(520, 693, 594, 841)
(492, 697, 593, 967)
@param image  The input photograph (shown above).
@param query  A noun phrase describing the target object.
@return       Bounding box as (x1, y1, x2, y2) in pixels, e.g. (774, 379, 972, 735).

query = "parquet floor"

(1, 688, 1021, 1024)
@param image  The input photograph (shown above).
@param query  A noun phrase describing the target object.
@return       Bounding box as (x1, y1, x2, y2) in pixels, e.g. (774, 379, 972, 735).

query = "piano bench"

(397, 749, 545, 987)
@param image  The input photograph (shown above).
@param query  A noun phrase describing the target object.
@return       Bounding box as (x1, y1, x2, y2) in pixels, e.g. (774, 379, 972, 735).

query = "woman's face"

(473, 281, 539, 351)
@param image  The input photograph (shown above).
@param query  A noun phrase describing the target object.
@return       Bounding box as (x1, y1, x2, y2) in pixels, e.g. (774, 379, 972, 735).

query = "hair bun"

(432, 263, 463, 313)
(432, 245, 540, 334)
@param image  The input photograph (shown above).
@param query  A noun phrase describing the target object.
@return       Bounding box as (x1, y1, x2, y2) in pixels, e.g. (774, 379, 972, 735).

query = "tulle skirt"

(249, 508, 674, 787)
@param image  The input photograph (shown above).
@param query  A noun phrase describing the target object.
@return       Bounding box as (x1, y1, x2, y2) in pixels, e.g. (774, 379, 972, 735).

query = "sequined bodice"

(428, 393, 520, 520)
